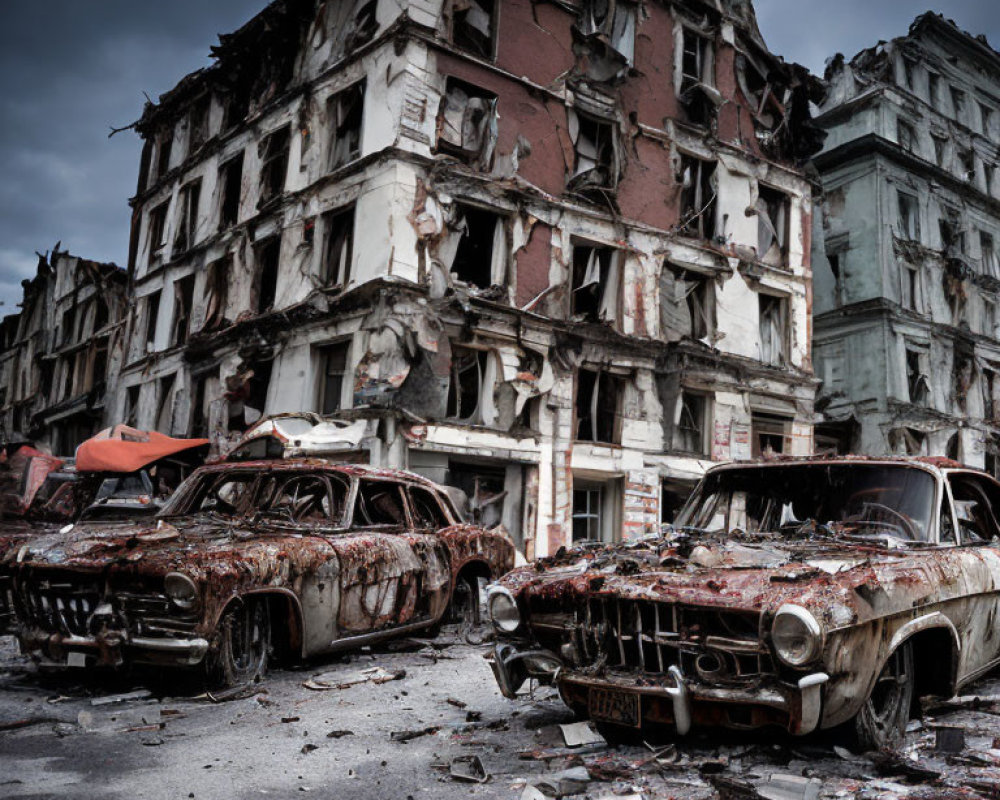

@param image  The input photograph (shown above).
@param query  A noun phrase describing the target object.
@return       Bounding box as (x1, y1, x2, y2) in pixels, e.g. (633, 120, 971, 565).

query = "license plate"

(588, 687, 640, 728)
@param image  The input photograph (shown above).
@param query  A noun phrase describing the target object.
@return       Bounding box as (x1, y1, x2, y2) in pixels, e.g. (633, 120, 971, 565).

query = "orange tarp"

(75, 426, 209, 473)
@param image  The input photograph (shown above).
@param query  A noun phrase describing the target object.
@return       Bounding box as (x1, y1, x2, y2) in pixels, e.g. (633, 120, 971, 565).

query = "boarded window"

(661, 263, 714, 340)
(254, 237, 281, 313)
(447, 205, 507, 289)
(576, 368, 622, 444)
(678, 154, 716, 240)
(328, 81, 365, 170)
(437, 78, 497, 169)
(674, 392, 707, 454)
(906, 346, 930, 406)
(219, 153, 244, 229)
(449, 0, 496, 59)
(171, 274, 195, 346)
(759, 294, 788, 365)
(571, 243, 620, 324)
(897, 191, 920, 241)
(757, 185, 790, 265)
(258, 126, 290, 206)
(173, 180, 201, 253)
(203, 257, 230, 331)
(751, 412, 789, 457)
(322, 206, 355, 286)
(148, 202, 169, 253)
(319, 341, 350, 415)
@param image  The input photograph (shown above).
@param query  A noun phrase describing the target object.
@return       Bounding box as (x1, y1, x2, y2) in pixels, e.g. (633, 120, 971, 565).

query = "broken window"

(124, 385, 140, 428)
(409, 487, 450, 529)
(448, 0, 496, 59)
(322, 206, 355, 286)
(173, 180, 201, 253)
(446, 347, 495, 424)
(982, 103, 994, 135)
(828, 252, 844, 306)
(751, 413, 789, 457)
(900, 262, 921, 311)
(218, 153, 244, 229)
(223, 87, 250, 133)
(436, 78, 497, 169)
(447, 204, 507, 289)
(928, 72, 941, 109)
(575, 368, 623, 444)
(661, 262, 714, 340)
(951, 86, 967, 122)
(155, 129, 173, 181)
(171, 274, 195, 346)
(982, 231, 998, 278)
(985, 366, 1000, 425)
(940, 212, 965, 254)
(258, 126, 290, 206)
(680, 26, 714, 93)
(572, 485, 603, 542)
(958, 148, 976, 182)
(889, 427, 927, 456)
(757, 185, 790, 266)
(202, 257, 230, 331)
(897, 191, 920, 241)
(906, 345, 930, 406)
(60, 308, 74, 346)
(144, 290, 161, 352)
(148, 202, 169, 253)
(446, 460, 507, 528)
(677, 154, 716, 240)
(156, 374, 177, 434)
(327, 81, 365, 170)
(759, 293, 788, 366)
(579, 0, 637, 63)
(674, 392, 708, 454)
(571, 243, 620, 324)
(318, 341, 350, 415)
(189, 373, 209, 438)
(897, 118, 917, 153)
(189, 95, 211, 153)
(901, 56, 916, 91)
(353, 480, 407, 527)
(567, 110, 618, 195)
(254, 236, 281, 313)
(932, 135, 947, 168)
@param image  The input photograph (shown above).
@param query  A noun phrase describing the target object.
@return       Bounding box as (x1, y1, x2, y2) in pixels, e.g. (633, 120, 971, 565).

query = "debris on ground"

(449, 754, 489, 783)
(303, 667, 406, 691)
(204, 684, 268, 703)
(90, 690, 152, 706)
(558, 721, 605, 748)
(390, 726, 439, 743)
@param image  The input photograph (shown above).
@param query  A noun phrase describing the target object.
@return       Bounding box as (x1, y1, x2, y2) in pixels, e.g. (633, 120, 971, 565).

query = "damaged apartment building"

(0, 249, 127, 454)
(813, 13, 1000, 469)
(120, 0, 822, 556)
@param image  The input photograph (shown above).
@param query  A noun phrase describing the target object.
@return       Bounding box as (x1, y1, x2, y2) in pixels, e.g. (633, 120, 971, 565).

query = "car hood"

(498, 534, 987, 630)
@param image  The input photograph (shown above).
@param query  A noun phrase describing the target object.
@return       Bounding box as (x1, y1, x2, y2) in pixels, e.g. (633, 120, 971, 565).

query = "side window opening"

(410, 487, 450, 529)
(192, 473, 256, 515)
(354, 480, 408, 527)
(259, 474, 348, 524)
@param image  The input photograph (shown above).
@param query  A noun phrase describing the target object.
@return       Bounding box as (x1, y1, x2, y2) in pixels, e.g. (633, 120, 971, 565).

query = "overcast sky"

(0, 1, 997, 314)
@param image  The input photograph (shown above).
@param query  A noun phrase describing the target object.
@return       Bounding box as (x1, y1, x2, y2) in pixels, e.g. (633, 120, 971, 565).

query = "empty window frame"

(951, 86, 967, 122)
(318, 341, 350, 415)
(218, 153, 244, 229)
(327, 81, 365, 171)
(906, 345, 930, 406)
(124, 385, 140, 427)
(580, 0, 636, 62)
(900, 56, 916, 91)
(677, 154, 716, 240)
(932, 135, 947, 168)
(576, 368, 623, 444)
(571, 243, 620, 324)
(437, 78, 497, 168)
(985, 366, 1000, 424)
(897, 118, 917, 152)
(572, 485, 603, 542)
(900, 262, 921, 311)
(171, 274, 196, 346)
(143, 290, 161, 351)
(353, 480, 407, 527)
(189, 373, 209, 438)
(897, 191, 920, 241)
(982, 103, 994, 135)
(757, 185, 791, 265)
(758, 293, 789, 366)
(148, 202, 169, 254)
(254, 236, 281, 313)
(188, 95, 212, 153)
(446, 346, 493, 423)
(173, 180, 202, 253)
(258, 126, 291, 206)
(982, 231, 998, 278)
(987, 163, 996, 197)
(985, 298, 998, 338)
(927, 72, 941, 109)
(940, 212, 965, 254)
(448, 0, 496, 59)
(662, 263, 714, 340)
(202, 257, 230, 331)
(674, 392, 708, 454)
(448, 204, 508, 289)
(751, 412, 790, 457)
(958, 148, 976, 182)
(680, 26, 714, 92)
(567, 110, 618, 193)
(322, 206, 355, 286)
(154, 129, 173, 181)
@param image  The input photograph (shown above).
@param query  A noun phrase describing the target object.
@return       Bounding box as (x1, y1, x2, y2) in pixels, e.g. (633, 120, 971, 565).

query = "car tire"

(211, 596, 271, 688)
(853, 640, 914, 751)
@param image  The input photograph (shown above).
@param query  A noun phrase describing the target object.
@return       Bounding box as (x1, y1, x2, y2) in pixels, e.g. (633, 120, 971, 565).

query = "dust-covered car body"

(489, 457, 1000, 745)
(10, 460, 515, 679)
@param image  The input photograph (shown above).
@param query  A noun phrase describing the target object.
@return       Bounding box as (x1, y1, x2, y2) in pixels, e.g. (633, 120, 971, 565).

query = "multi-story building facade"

(813, 13, 1000, 469)
(118, 0, 821, 556)
(0, 249, 127, 454)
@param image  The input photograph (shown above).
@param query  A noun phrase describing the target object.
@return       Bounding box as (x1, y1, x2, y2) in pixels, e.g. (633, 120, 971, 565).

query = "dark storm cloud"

(0, 1, 997, 315)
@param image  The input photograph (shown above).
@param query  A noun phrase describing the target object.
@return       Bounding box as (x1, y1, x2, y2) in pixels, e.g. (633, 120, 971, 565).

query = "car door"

(944, 472, 1000, 680)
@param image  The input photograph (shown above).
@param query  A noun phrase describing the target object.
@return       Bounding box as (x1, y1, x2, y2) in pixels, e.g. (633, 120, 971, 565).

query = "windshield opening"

(677, 464, 937, 542)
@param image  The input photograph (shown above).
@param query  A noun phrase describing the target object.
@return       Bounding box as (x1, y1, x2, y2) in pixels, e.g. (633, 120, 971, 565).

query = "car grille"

(16, 577, 102, 637)
(527, 595, 772, 681)
(115, 591, 198, 637)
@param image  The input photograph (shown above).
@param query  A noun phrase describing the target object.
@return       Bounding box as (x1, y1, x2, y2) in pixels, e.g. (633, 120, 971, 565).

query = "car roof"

(704, 454, 965, 478)
(192, 459, 442, 489)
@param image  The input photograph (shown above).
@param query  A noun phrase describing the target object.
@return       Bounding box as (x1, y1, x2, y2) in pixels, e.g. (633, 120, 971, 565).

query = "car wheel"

(211, 597, 271, 687)
(452, 574, 490, 645)
(854, 640, 914, 751)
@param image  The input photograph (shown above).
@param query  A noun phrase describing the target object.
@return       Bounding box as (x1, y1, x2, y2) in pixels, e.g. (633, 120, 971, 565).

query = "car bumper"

(18, 628, 209, 668)
(489, 642, 829, 736)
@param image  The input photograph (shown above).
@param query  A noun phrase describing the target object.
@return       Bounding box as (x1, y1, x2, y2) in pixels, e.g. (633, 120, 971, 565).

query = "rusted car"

(488, 457, 1000, 749)
(10, 461, 515, 685)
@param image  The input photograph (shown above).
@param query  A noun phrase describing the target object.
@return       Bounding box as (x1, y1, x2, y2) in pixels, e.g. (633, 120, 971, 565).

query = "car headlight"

(487, 587, 521, 634)
(164, 572, 199, 611)
(771, 604, 823, 667)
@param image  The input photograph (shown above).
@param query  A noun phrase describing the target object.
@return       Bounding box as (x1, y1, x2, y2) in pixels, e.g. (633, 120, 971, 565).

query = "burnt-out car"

(488, 457, 1000, 749)
(10, 461, 515, 685)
